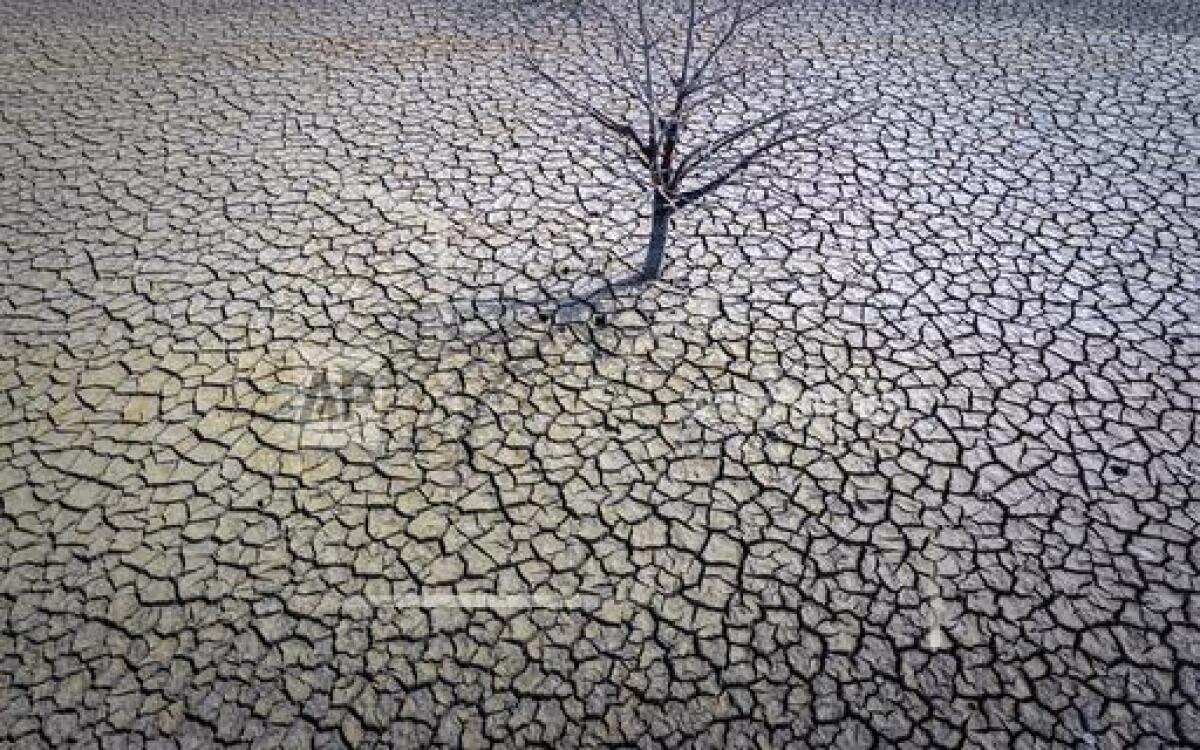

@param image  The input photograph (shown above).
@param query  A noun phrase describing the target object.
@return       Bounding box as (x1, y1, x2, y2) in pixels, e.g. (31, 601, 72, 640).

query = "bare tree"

(515, 0, 858, 284)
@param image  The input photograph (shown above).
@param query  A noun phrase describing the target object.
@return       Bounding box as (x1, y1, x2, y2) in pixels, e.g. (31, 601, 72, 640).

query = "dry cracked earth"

(3, 0, 1200, 747)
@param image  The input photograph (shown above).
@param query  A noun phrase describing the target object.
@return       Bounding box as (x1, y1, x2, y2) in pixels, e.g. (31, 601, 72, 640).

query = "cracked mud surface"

(3, 0, 1200, 747)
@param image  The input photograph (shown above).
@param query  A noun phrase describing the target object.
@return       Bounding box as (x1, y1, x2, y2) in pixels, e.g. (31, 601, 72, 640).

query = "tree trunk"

(641, 196, 672, 280)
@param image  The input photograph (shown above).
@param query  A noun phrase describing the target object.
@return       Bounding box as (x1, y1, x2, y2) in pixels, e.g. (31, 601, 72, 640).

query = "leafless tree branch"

(513, 0, 866, 282)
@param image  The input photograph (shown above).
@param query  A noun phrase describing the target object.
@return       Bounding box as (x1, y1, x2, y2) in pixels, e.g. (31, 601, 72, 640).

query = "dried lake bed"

(2, 0, 1199, 746)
